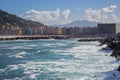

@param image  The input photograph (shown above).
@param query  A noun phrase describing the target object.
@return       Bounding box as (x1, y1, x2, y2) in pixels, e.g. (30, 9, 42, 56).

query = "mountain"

(0, 10, 46, 28)
(52, 20, 99, 27)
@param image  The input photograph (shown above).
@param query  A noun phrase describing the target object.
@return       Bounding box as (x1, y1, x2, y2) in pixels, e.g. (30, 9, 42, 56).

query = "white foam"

(16, 51, 27, 58)
(0, 69, 6, 73)
(8, 65, 19, 71)
(36, 50, 41, 53)
(11, 46, 23, 49)
(4, 77, 22, 80)
(7, 45, 32, 49)
(27, 44, 37, 47)
(28, 73, 38, 79)
(9, 51, 27, 58)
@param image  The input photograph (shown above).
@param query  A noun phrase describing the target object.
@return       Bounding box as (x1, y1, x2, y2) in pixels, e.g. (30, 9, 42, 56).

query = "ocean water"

(0, 39, 119, 80)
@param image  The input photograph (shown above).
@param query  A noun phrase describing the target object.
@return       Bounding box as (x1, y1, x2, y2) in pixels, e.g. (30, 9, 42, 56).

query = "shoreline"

(99, 33, 120, 72)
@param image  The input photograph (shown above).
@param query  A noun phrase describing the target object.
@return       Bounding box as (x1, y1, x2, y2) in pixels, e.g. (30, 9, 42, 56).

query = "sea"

(0, 39, 119, 80)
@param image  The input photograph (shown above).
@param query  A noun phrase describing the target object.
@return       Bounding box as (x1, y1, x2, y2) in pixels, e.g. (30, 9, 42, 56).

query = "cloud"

(85, 5, 120, 23)
(62, 9, 70, 19)
(21, 9, 60, 22)
(101, 5, 117, 13)
(21, 9, 70, 24)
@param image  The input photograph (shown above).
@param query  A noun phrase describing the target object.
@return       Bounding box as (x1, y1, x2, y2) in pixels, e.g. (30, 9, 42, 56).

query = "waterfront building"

(0, 25, 22, 35)
(19, 28, 23, 35)
(98, 23, 120, 34)
(62, 28, 67, 35)
(56, 27, 62, 35)
(23, 28, 31, 35)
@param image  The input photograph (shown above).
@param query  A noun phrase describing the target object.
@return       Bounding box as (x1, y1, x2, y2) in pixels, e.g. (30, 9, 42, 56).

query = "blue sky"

(0, 0, 120, 25)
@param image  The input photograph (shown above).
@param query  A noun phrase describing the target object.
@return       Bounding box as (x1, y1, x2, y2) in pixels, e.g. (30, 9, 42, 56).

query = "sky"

(0, 0, 120, 25)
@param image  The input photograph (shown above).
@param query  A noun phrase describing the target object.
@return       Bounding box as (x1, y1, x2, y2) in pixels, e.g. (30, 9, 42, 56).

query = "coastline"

(99, 33, 120, 78)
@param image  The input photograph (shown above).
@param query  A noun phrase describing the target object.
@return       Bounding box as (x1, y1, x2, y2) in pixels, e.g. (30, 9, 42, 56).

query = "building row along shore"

(0, 23, 120, 38)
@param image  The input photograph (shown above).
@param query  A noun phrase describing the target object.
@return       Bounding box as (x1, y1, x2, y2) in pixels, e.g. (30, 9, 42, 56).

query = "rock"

(101, 47, 111, 51)
(110, 50, 120, 61)
(117, 66, 120, 72)
(99, 33, 120, 72)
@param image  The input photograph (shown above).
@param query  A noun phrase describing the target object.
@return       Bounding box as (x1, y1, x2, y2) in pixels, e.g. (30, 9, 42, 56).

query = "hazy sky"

(0, 0, 120, 25)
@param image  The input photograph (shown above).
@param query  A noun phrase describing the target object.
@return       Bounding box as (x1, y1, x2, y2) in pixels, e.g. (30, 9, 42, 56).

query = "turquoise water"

(0, 39, 118, 80)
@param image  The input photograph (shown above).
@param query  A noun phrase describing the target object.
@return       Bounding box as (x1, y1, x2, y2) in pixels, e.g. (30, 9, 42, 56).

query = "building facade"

(116, 24, 120, 34)
(98, 23, 120, 34)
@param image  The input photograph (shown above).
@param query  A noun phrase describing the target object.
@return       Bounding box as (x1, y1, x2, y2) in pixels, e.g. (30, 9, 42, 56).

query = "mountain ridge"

(52, 20, 100, 27)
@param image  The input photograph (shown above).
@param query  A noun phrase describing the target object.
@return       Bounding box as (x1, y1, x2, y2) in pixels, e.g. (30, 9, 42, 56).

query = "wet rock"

(117, 66, 120, 72)
(101, 47, 111, 51)
(99, 33, 120, 72)
(110, 50, 120, 61)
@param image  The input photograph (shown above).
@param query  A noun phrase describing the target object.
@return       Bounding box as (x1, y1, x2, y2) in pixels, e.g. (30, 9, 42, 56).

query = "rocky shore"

(99, 33, 120, 72)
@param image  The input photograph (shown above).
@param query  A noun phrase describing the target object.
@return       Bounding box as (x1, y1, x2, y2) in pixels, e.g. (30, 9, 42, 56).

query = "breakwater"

(77, 37, 105, 42)
(0, 35, 70, 40)
(99, 33, 120, 72)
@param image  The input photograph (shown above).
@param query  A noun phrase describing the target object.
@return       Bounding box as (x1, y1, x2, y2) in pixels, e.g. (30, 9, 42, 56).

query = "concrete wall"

(116, 24, 120, 34)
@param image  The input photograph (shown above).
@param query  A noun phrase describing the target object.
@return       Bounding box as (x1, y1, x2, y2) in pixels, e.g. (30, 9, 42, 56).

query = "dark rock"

(99, 33, 120, 72)
(117, 66, 120, 72)
(101, 47, 111, 51)
(110, 50, 120, 61)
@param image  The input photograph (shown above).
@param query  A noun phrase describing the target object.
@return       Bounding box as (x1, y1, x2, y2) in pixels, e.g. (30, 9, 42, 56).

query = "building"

(98, 23, 120, 34)
(116, 24, 120, 34)
(0, 25, 23, 35)
(56, 27, 62, 35)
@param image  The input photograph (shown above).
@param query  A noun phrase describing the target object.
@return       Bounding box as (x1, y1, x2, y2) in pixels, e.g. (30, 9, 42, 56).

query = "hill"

(0, 10, 46, 28)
